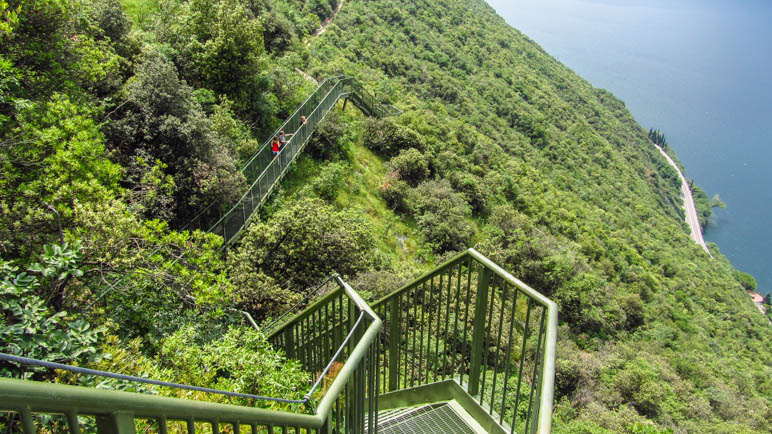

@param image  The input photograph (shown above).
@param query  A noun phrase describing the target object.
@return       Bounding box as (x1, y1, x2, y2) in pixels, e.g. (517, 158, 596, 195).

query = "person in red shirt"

(271, 136, 281, 156)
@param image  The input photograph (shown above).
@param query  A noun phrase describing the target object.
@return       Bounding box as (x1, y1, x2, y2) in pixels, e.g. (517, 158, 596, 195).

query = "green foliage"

(306, 161, 349, 202)
(379, 172, 412, 214)
(0, 243, 105, 379)
(104, 47, 246, 225)
(209, 97, 261, 164)
(308, 0, 772, 430)
(151, 0, 274, 122)
(2, 0, 771, 431)
(0, 1, 20, 38)
(648, 128, 668, 149)
(691, 183, 712, 229)
(124, 150, 176, 221)
(157, 325, 309, 405)
(69, 198, 234, 348)
(91, 0, 131, 44)
(387, 147, 429, 186)
(306, 107, 346, 160)
(411, 180, 473, 253)
(227, 197, 376, 318)
(0, 95, 122, 254)
(119, 0, 159, 28)
(363, 117, 425, 157)
(733, 270, 757, 292)
(710, 193, 726, 209)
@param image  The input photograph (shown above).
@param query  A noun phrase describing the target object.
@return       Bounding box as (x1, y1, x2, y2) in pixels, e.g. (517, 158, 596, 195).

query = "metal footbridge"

(0, 77, 558, 433)
(185, 76, 399, 248)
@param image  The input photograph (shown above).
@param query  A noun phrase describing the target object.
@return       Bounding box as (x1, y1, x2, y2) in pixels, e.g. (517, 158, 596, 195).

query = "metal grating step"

(373, 401, 485, 434)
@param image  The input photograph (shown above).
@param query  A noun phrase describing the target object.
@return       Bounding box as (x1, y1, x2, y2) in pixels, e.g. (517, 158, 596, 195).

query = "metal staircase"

(185, 76, 399, 248)
(1, 249, 558, 433)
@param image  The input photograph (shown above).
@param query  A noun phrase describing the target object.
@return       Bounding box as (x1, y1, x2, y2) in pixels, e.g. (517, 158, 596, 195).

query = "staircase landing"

(374, 401, 486, 434)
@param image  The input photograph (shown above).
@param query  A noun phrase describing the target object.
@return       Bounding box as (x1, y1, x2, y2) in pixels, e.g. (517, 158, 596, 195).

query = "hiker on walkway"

(279, 130, 293, 145)
(301, 115, 307, 125)
(271, 136, 281, 157)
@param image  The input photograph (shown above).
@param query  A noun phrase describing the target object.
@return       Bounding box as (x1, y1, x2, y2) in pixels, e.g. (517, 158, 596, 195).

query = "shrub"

(158, 325, 309, 404)
(308, 161, 349, 202)
(363, 118, 425, 157)
(306, 109, 346, 160)
(411, 180, 473, 253)
(0, 243, 105, 380)
(449, 171, 488, 216)
(387, 148, 429, 186)
(227, 198, 376, 316)
(379, 171, 412, 214)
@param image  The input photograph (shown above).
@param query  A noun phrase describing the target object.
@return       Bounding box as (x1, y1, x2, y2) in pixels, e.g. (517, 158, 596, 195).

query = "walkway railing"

(371, 249, 558, 434)
(185, 76, 397, 247)
(0, 251, 555, 433)
(267, 276, 382, 433)
(0, 276, 382, 434)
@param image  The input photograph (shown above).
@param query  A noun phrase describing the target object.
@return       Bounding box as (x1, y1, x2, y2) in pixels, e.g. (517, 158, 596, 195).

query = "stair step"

(371, 401, 486, 434)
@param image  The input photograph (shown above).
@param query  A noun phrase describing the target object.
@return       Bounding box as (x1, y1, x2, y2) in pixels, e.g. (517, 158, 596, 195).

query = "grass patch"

(120, 0, 159, 27)
(337, 140, 422, 267)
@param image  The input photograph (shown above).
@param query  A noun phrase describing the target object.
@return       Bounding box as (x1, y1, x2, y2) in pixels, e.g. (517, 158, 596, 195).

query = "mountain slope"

(300, 0, 772, 431)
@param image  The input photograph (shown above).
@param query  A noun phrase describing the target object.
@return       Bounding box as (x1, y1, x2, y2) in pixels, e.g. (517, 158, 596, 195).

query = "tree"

(103, 47, 246, 225)
(733, 270, 757, 292)
(152, 0, 274, 123)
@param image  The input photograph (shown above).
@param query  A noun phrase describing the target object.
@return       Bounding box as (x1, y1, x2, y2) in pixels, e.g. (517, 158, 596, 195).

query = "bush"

(387, 148, 429, 186)
(411, 180, 473, 253)
(308, 161, 349, 202)
(158, 325, 309, 404)
(379, 171, 412, 214)
(363, 118, 425, 157)
(733, 270, 757, 291)
(449, 171, 488, 216)
(306, 108, 346, 160)
(0, 243, 105, 380)
(227, 198, 376, 317)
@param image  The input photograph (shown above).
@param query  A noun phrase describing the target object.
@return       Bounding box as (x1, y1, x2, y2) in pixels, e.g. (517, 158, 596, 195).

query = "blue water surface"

(485, 0, 772, 297)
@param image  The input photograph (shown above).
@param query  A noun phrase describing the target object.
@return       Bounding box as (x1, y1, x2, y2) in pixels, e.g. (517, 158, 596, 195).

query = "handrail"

(0, 353, 306, 404)
(1, 253, 556, 433)
(371, 248, 558, 434)
(2, 274, 383, 433)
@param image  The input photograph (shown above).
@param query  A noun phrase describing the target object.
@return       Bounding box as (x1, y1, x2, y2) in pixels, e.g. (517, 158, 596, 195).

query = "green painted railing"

(185, 76, 397, 247)
(371, 249, 558, 434)
(0, 253, 555, 433)
(0, 275, 382, 434)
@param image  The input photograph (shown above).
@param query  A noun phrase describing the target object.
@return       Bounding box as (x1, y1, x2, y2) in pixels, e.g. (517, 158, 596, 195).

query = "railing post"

(284, 326, 296, 359)
(467, 266, 491, 397)
(388, 296, 400, 391)
(96, 412, 135, 434)
(20, 406, 34, 434)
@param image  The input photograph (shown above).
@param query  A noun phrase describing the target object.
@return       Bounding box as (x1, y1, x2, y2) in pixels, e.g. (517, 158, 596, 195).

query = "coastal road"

(653, 143, 713, 258)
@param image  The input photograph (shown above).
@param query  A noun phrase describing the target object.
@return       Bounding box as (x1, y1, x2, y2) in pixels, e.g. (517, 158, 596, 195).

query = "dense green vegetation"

(1, 0, 770, 432)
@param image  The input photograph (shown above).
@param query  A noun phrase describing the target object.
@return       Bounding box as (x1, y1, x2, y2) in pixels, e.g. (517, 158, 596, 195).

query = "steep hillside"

(1, 0, 770, 432)
(296, 0, 772, 431)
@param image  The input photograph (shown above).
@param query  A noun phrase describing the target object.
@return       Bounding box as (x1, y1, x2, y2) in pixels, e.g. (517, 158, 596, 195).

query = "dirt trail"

(308, 0, 343, 43)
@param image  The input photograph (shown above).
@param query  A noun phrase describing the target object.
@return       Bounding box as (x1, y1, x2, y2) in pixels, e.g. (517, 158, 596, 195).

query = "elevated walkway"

(185, 76, 398, 248)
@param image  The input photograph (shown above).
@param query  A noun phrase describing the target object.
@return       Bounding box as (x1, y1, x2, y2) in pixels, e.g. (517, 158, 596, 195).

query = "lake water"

(486, 0, 772, 297)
